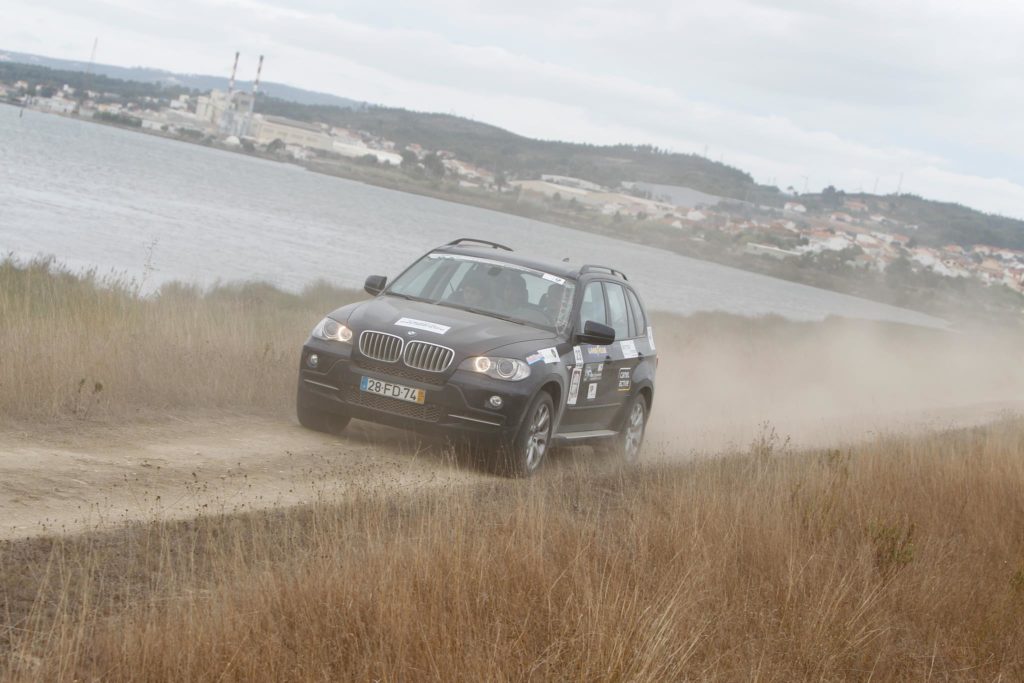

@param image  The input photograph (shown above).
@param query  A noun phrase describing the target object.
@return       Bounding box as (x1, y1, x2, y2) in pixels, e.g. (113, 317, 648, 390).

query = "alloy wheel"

(525, 402, 551, 471)
(623, 400, 646, 463)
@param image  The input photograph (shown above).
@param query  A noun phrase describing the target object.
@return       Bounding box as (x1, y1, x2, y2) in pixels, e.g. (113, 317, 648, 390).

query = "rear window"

(626, 288, 646, 337)
(604, 283, 630, 341)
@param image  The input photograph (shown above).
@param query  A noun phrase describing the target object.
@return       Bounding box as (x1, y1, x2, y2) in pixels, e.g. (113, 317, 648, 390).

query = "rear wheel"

(600, 394, 647, 464)
(296, 392, 351, 434)
(499, 391, 554, 477)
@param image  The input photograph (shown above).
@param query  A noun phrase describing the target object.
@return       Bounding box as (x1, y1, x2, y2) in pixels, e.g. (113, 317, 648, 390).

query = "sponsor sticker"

(542, 273, 566, 285)
(573, 345, 584, 365)
(585, 345, 609, 358)
(617, 367, 632, 391)
(584, 362, 604, 382)
(395, 317, 451, 335)
(586, 383, 598, 400)
(525, 352, 544, 365)
(567, 367, 583, 405)
(647, 326, 656, 352)
(539, 347, 560, 364)
(620, 339, 638, 359)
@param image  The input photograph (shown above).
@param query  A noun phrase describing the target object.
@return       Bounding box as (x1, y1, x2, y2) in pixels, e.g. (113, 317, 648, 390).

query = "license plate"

(360, 376, 426, 404)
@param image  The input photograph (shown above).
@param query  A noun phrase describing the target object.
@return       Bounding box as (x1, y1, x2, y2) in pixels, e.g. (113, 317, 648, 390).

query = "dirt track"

(2, 397, 1022, 541)
(0, 417, 485, 540)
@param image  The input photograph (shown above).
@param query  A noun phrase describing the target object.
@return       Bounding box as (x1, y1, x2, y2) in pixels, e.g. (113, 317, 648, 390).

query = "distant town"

(3, 69, 1023, 304)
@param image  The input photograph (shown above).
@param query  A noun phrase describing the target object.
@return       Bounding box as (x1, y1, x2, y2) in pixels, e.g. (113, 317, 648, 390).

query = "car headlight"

(460, 356, 531, 381)
(311, 317, 353, 343)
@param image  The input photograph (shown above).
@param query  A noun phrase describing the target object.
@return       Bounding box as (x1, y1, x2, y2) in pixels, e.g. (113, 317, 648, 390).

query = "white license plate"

(360, 376, 425, 404)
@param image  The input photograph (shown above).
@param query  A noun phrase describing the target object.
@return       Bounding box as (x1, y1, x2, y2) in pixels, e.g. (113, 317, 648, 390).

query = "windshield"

(387, 253, 576, 334)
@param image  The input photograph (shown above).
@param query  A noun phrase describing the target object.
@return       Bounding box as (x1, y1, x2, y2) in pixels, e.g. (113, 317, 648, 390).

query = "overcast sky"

(4, 0, 1023, 218)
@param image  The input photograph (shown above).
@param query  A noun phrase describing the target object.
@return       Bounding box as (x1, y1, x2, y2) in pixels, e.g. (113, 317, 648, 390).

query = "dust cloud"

(644, 313, 1024, 456)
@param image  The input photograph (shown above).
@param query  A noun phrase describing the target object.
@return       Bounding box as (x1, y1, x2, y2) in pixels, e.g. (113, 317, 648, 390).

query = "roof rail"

(580, 264, 628, 281)
(445, 238, 513, 251)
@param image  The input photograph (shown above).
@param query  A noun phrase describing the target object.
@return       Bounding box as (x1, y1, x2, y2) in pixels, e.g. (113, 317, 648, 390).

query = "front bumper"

(296, 339, 534, 439)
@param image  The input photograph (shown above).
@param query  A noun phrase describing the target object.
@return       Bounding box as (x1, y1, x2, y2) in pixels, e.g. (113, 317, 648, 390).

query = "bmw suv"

(296, 238, 657, 476)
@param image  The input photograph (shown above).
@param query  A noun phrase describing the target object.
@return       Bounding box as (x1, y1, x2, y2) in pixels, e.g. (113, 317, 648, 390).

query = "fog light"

(488, 395, 503, 409)
(307, 353, 319, 369)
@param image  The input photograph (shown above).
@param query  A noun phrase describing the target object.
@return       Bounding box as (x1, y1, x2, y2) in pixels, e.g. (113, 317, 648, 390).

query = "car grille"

(359, 330, 403, 363)
(355, 360, 447, 386)
(403, 341, 454, 373)
(342, 387, 442, 422)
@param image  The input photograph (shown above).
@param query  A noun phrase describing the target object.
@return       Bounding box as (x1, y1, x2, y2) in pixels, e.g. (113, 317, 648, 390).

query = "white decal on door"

(567, 366, 583, 405)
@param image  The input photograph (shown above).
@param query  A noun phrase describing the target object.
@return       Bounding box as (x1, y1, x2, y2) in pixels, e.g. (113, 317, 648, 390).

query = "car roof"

(431, 242, 627, 282)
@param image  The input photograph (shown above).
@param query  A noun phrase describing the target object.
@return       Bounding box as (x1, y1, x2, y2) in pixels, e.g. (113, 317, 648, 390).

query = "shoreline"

(3, 103, 1011, 328)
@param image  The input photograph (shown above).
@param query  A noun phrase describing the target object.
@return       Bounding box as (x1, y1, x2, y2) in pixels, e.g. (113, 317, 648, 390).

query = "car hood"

(333, 296, 557, 358)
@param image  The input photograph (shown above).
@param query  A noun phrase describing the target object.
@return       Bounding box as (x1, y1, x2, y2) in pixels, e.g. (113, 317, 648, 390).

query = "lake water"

(0, 104, 946, 328)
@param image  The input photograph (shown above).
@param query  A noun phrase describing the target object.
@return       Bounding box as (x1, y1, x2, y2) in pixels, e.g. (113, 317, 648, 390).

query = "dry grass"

(4, 254, 1024, 679)
(3, 419, 1024, 681)
(0, 256, 362, 422)
(5, 255, 1023, 439)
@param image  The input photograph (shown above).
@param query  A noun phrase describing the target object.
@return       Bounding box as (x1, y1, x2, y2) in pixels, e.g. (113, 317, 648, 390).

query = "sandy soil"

(0, 416, 487, 540)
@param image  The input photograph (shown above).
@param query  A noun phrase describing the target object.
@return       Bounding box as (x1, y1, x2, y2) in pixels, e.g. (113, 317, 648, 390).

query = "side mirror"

(576, 320, 615, 346)
(364, 275, 387, 296)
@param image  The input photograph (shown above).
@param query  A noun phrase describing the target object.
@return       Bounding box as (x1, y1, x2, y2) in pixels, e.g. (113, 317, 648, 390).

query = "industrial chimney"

(227, 51, 240, 96)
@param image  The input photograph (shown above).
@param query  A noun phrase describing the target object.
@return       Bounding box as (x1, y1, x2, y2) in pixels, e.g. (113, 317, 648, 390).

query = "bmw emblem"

(406, 330, 416, 336)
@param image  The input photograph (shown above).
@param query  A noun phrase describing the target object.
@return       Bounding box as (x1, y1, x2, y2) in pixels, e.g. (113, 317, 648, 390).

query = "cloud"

(2, 0, 1022, 218)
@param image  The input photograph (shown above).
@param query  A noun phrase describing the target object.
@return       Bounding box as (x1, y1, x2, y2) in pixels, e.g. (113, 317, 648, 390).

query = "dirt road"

(3, 397, 1021, 541)
(0, 416, 486, 540)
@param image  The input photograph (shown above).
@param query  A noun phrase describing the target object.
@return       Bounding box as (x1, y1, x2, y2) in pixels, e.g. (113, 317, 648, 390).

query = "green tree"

(422, 152, 446, 178)
(400, 149, 418, 170)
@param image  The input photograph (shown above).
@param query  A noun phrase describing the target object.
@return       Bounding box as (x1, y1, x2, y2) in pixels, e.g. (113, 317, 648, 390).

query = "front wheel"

(499, 391, 554, 477)
(600, 395, 647, 464)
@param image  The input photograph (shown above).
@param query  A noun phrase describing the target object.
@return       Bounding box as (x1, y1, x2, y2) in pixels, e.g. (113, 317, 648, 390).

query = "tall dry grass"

(3, 419, 1023, 680)
(0, 256, 362, 422)
(5, 255, 1023, 437)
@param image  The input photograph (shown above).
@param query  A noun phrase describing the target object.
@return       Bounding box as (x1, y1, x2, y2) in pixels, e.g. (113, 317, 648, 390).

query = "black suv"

(297, 239, 657, 476)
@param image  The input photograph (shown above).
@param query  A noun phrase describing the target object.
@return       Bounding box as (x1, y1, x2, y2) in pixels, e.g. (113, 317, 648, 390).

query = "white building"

(332, 140, 402, 165)
(36, 97, 76, 114)
(250, 115, 334, 151)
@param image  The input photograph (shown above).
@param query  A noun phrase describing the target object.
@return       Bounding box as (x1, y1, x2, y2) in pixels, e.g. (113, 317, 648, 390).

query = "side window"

(626, 289, 646, 337)
(603, 283, 630, 340)
(578, 282, 607, 327)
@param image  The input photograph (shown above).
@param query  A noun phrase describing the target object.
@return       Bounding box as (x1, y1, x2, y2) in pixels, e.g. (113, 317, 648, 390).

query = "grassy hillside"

(256, 97, 783, 203)
(0, 50, 363, 108)
(798, 189, 1024, 250)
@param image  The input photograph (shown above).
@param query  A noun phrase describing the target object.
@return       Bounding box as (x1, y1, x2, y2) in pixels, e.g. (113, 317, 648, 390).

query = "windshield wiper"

(436, 301, 526, 326)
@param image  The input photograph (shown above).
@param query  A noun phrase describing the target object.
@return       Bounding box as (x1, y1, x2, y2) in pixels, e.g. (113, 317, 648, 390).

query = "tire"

(499, 391, 555, 477)
(600, 394, 647, 464)
(296, 392, 351, 434)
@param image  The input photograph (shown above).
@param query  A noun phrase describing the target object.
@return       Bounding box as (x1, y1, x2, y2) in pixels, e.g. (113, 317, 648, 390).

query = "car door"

(599, 281, 642, 419)
(558, 280, 618, 433)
